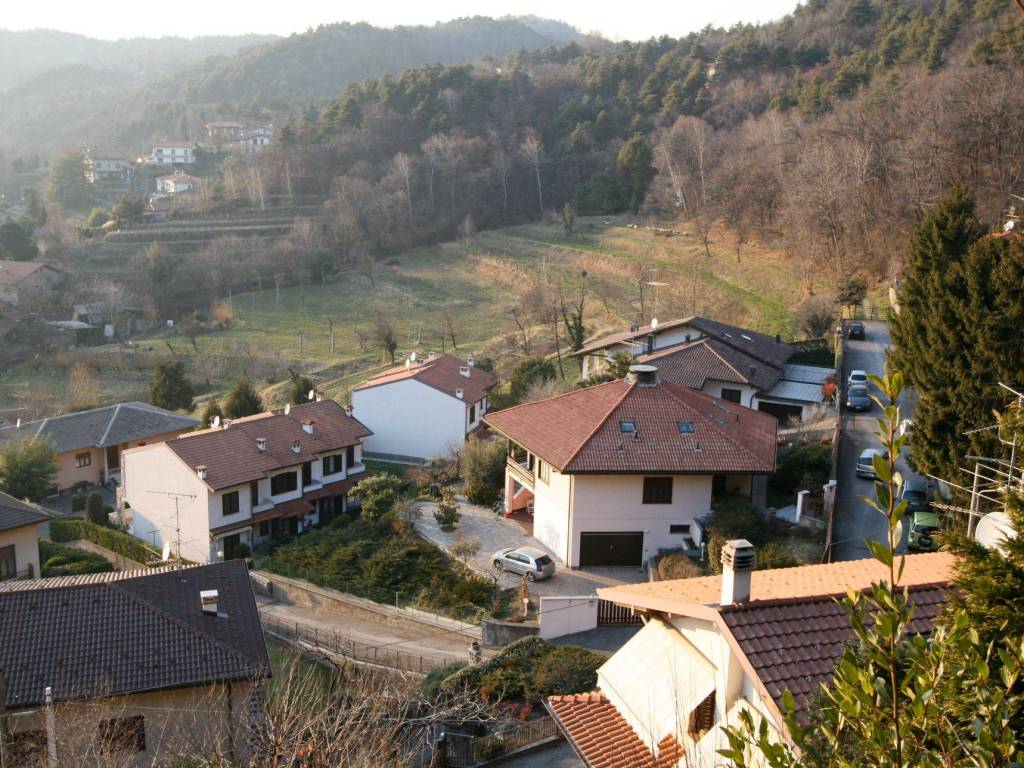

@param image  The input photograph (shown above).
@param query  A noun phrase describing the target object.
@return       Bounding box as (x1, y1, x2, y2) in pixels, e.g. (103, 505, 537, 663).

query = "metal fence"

(446, 718, 560, 767)
(597, 599, 643, 626)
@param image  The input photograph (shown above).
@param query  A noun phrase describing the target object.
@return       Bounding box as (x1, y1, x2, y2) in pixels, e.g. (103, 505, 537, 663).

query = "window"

(76, 451, 92, 468)
(643, 477, 673, 504)
(688, 691, 715, 738)
(346, 445, 356, 467)
(678, 420, 695, 434)
(98, 716, 146, 754)
(270, 471, 298, 495)
(0, 545, 16, 580)
(302, 461, 312, 487)
(323, 454, 343, 475)
(222, 491, 240, 517)
(250, 481, 259, 506)
(537, 460, 551, 484)
(469, 404, 477, 423)
(669, 524, 690, 534)
(619, 420, 637, 433)
(721, 388, 742, 403)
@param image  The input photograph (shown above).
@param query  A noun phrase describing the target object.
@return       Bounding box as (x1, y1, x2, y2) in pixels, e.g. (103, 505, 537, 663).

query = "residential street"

(832, 320, 917, 560)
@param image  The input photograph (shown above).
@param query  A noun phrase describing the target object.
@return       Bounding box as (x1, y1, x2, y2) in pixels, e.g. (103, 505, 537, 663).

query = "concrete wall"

(538, 596, 598, 640)
(702, 380, 758, 408)
(530, 466, 573, 563)
(481, 618, 540, 647)
(0, 523, 40, 578)
(353, 378, 479, 460)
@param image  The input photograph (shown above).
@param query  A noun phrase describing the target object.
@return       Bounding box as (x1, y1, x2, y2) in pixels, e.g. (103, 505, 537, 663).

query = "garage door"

(579, 532, 644, 567)
(757, 401, 803, 422)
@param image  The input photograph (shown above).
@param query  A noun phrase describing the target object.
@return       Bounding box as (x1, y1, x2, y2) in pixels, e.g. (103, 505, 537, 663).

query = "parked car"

(899, 476, 931, 513)
(899, 418, 914, 438)
(908, 509, 941, 551)
(856, 448, 888, 479)
(846, 385, 872, 412)
(492, 546, 556, 581)
(848, 369, 869, 387)
(847, 321, 866, 340)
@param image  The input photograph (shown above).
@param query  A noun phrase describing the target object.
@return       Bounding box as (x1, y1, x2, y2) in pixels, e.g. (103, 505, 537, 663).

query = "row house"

(149, 141, 196, 165)
(122, 400, 371, 562)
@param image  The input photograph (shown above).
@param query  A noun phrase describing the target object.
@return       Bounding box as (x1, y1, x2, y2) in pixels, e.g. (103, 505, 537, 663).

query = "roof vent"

(428, 351, 436, 361)
(291, 440, 301, 454)
(302, 419, 314, 435)
(775, 334, 781, 344)
(720, 539, 756, 605)
(200, 589, 219, 616)
(627, 364, 658, 386)
(459, 366, 471, 378)
(197, 465, 208, 480)
(455, 388, 464, 399)
(256, 437, 267, 451)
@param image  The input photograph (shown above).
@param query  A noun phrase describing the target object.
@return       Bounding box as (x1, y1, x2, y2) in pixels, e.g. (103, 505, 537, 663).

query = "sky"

(5, 0, 801, 42)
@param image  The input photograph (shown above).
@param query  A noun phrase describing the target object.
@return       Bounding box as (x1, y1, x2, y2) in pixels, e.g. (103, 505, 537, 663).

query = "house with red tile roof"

(546, 544, 955, 767)
(121, 400, 371, 562)
(483, 366, 777, 568)
(351, 353, 496, 461)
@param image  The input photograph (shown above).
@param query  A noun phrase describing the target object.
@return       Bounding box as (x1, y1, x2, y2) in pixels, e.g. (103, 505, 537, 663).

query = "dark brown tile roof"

(353, 354, 495, 403)
(720, 585, 948, 716)
(485, 379, 776, 474)
(168, 400, 371, 491)
(0, 560, 270, 709)
(639, 336, 784, 391)
(0, 260, 60, 286)
(546, 692, 684, 768)
(0, 492, 51, 533)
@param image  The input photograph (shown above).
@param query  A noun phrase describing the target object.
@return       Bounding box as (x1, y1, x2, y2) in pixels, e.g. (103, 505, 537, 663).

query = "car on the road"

(848, 369, 869, 387)
(907, 509, 941, 552)
(900, 419, 914, 437)
(899, 476, 931, 513)
(492, 546, 556, 581)
(847, 321, 866, 340)
(846, 385, 872, 412)
(856, 448, 888, 479)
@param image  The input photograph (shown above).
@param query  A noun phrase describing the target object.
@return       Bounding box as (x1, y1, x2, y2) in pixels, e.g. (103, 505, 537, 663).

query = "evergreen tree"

(46, 149, 93, 211)
(287, 372, 315, 405)
(199, 399, 224, 428)
(0, 220, 39, 261)
(149, 360, 195, 412)
(616, 133, 656, 214)
(0, 438, 58, 501)
(223, 377, 264, 419)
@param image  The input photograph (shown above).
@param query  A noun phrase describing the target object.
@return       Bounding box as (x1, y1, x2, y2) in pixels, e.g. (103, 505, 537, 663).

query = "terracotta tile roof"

(485, 378, 777, 474)
(546, 692, 684, 768)
(352, 354, 495, 403)
(0, 491, 51, 533)
(639, 336, 784, 391)
(168, 400, 371, 491)
(721, 585, 946, 715)
(0, 560, 270, 709)
(598, 552, 955, 610)
(0, 260, 60, 286)
(574, 317, 700, 356)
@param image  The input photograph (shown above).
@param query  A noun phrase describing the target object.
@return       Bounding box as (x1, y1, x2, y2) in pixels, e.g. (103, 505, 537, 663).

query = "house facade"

(155, 170, 197, 195)
(352, 353, 495, 461)
(484, 366, 777, 568)
(122, 400, 371, 562)
(0, 260, 63, 307)
(85, 156, 131, 184)
(206, 121, 246, 142)
(0, 492, 50, 581)
(547, 547, 955, 767)
(149, 141, 196, 165)
(575, 316, 833, 422)
(0, 402, 199, 491)
(0, 561, 270, 767)
(232, 132, 271, 154)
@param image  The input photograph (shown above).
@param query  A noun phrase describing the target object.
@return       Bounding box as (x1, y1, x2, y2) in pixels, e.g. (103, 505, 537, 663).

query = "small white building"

(155, 170, 197, 195)
(85, 156, 131, 184)
(149, 141, 196, 165)
(547, 549, 955, 767)
(122, 401, 371, 563)
(351, 353, 496, 462)
(232, 131, 271, 154)
(484, 365, 777, 568)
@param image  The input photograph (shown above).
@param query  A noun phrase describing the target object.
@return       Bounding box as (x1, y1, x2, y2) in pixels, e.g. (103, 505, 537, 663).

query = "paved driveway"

(500, 739, 582, 768)
(832, 320, 917, 560)
(414, 498, 647, 596)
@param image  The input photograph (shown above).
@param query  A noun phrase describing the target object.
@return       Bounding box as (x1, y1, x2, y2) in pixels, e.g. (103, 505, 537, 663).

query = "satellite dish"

(975, 511, 1017, 555)
(162, 542, 171, 561)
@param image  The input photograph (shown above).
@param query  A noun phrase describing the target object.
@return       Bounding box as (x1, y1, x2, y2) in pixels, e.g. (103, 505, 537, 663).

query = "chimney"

(775, 334, 781, 344)
(720, 539, 756, 605)
(459, 366, 471, 378)
(291, 440, 301, 454)
(197, 465, 208, 481)
(200, 589, 219, 615)
(467, 355, 475, 367)
(345, 404, 353, 416)
(284, 403, 291, 415)
(626, 364, 659, 386)
(256, 437, 267, 452)
(455, 388, 464, 400)
(302, 419, 314, 435)
(428, 351, 436, 361)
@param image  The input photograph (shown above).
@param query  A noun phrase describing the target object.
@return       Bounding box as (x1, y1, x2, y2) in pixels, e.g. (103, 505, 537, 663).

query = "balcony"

(506, 456, 535, 490)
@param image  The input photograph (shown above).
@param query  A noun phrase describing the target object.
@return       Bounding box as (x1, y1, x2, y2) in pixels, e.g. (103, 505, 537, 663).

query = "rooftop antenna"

(646, 281, 669, 321)
(146, 489, 197, 568)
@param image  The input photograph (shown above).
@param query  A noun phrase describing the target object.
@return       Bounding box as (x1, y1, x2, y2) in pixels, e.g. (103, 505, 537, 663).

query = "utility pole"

(146, 490, 197, 567)
(44, 687, 56, 768)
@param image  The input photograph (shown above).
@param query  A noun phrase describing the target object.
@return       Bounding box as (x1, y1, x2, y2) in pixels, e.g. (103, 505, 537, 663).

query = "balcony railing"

(506, 456, 534, 490)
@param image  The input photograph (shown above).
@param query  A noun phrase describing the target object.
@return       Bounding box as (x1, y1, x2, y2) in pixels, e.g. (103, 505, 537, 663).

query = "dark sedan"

(847, 321, 866, 340)
(846, 385, 872, 412)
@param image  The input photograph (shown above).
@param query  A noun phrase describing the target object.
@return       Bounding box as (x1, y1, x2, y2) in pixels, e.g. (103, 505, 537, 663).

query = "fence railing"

(597, 599, 643, 626)
(262, 616, 465, 674)
(446, 718, 560, 767)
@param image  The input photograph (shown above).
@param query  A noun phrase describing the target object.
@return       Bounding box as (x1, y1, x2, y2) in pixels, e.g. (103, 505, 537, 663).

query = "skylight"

(619, 420, 637, 433)
(678, 420, 694, 433)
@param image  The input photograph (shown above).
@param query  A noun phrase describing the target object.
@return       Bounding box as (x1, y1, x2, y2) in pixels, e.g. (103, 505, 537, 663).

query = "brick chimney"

(720, 539, 756, 605)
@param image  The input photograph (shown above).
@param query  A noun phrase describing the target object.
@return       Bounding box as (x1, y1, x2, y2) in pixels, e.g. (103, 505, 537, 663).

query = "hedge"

(49, 519, 161, 566)
(39, 539, 114, 577)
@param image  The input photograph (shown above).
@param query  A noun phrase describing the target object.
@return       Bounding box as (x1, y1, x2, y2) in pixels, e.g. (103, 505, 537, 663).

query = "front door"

(106, 445, 120, 473)
(222, 534, 241, 560)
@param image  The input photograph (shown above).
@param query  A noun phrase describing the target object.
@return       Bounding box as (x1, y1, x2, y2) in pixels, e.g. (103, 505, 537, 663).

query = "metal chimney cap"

(627, 364, 659, 386)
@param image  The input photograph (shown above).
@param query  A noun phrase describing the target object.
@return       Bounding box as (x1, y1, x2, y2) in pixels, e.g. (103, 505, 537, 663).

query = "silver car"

(856, 448, 888, 479)
(492, 546, 556, 581)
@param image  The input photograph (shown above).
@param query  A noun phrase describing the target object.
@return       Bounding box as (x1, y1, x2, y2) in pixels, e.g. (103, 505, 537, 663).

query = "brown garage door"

(579, 532, 644, 567)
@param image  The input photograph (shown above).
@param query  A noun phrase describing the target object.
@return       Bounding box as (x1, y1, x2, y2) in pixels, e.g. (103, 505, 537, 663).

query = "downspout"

(567, 475, 575, 568)
(225, 681, 236, 764)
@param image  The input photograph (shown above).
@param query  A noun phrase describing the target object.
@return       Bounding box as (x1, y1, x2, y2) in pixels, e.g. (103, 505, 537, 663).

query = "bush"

(705, 500, 766, 575)
(656, 550, 705, 580)
(526, 645, 603, 700)
(770, 443, 831, 498)
(49, 519, 161, 565)
(463, 438, 505, 507)
(85, 492, 107, 526)
(433, 488, 460, 531)
(508, 357, 557, 403)
(352, 473, 404, 523)
(70, 494, 85, 513)
(420, 661, 467, 700)
(755, 540, 801, 571)
(39, 539, 114, 577)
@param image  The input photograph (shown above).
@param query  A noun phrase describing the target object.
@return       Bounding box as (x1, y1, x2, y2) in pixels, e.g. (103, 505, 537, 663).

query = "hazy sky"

(7, 0, 801, 42)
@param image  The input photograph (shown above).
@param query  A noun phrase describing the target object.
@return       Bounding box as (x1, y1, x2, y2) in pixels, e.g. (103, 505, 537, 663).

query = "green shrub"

(420, 662, 467, 700)
(49, 519, 161, 565)
(656, 550, 705, 580)
(352, 473, 404, 523)
(70, 494, 85, 513)
(85, 493, 107, 526)
(754, 540, 801, 571)
(508, 357, 556, 403)
(770, 443, 831, 498)
(526, 645, 602, 700)
(39, 539, 114, 577)
(462, 438, 506, 507)
(433, 488, 460, 531)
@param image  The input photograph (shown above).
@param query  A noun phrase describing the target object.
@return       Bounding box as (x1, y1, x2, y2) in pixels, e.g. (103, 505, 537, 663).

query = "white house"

(575, 316, 834, 423)
(155, 170, 197, 195)
(351, 353, 496, 462)
(547, 548, 955, 767)
(122, 401, 371, 562)
(0, 492, 50, 581)
(484, 365, 777, 568)
(85, 156, 131, 184)
(149, 141, 196, 165)
(232, 131, 271, 154)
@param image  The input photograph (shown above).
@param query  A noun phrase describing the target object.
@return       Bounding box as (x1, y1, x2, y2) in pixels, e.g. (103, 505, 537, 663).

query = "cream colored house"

(0, 491, 49, 580)
(547, 547, 955, 767)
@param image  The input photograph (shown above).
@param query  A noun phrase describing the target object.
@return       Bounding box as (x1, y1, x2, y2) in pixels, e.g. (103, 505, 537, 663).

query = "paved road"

(501, 739, 583, 768)
(832, 320, 917, 560)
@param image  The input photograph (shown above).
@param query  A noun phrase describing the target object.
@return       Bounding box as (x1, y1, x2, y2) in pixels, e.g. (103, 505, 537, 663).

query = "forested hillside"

(215, 0, 1023, 291)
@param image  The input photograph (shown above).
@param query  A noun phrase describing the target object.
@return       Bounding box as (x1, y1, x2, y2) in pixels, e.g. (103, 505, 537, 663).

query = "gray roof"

(782, 364, 835, 385)
(0, 402, 199, 453)
(761, 379, 827, 404)
(0, 492, 50, 533)
(640, 336, 784, 391)
(0, 560, 270, 708)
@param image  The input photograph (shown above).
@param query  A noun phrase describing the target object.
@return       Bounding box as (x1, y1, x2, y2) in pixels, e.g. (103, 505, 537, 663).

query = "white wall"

(568, 474, 712, 567)
(539, 595, 598, 639)
(530, 465, 574, 563)
(702, 380, 758, 408)
(353, 378, 472, 460)
(0, 524, 41, 579)
(582, 323, 705, 377)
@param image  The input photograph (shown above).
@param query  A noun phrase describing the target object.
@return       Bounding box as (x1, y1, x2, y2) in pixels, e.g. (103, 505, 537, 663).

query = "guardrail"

(446, 718, 560, 767)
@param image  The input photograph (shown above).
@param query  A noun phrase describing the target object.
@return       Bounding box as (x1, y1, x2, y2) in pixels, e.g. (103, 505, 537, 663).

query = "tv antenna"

(146, 490, 197, 567)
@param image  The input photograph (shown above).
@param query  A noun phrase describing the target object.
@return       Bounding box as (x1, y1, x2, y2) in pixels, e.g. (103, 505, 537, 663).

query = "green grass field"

(1, 216, 829, 417)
